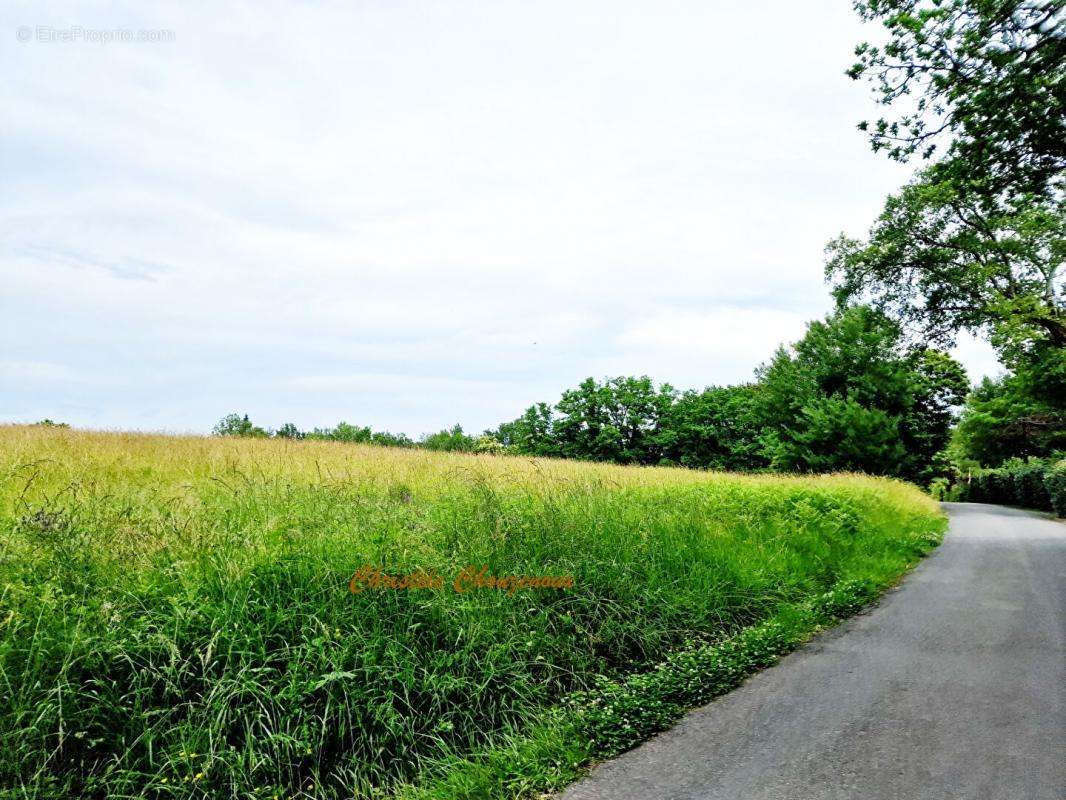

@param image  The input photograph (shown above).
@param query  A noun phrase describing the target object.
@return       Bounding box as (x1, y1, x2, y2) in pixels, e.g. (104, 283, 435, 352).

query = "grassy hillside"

(0, 426, 944, 799)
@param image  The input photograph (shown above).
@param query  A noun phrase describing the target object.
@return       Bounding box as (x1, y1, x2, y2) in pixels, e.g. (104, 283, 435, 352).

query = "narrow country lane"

(559, 503, 1066, 800)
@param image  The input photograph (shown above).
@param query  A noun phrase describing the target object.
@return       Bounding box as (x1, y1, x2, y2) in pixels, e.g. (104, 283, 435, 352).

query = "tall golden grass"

(0, 425, 943, 799)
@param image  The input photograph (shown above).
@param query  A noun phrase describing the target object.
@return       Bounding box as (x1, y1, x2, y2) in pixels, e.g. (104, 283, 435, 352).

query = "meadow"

(0, 426, 945, 799)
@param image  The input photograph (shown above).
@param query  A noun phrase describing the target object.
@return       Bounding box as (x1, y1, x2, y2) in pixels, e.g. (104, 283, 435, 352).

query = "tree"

(756, 306, 968, 479)
(275, 422, 304, 439)
(826, 167, 1065, 352)
(952, 344, 1066, 463)
(491, 402, 560, 456)
(487, 311, 967, 479)
(767, 395, 910, 474)
(304, 422, 415, 447)
(492, 378, 679, 464)
(848, 0, 1065, 199)
(328, 422, 374, 443)
(837, 1, 1066, 359)
(369, 430, 415, 448)
(212, 413, 269, 438)
(902, 348, 971, 467)
(419, 424, 477, 452)
(551, 377, 676, 464)
(658, 385, 768, 470)
(473, 435, 506, 454)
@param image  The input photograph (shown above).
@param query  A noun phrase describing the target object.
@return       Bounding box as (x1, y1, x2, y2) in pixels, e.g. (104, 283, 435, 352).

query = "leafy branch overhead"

(833, 0, 1065, 359)
(826, 166, 1065, 350)
(849, 0, 1065, 198)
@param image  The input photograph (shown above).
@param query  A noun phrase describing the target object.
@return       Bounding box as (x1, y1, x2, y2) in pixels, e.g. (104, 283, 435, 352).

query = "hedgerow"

(1044, 461, 1066, 517)
(946, 457, 1064, 515)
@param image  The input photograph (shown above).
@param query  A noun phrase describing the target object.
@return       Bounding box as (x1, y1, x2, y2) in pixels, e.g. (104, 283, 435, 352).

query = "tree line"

(490, 306, 968, 483)
(212, 414, 502, 454)
(214, 304, 970, 484)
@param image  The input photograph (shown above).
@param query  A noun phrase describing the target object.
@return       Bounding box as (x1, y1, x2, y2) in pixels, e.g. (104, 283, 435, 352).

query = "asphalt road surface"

(559, 503, 1065, 800)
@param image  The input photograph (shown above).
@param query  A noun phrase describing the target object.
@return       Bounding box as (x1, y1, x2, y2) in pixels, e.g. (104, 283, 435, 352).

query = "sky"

(1, 1, 1002, 437)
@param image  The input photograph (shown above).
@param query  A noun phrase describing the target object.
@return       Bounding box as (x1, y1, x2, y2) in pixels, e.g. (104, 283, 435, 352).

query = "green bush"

(985, 469, 1014, 504)
(1012, 461, 1052, 511)
(966, 470, 995, 503)
(1044, 461, 1066, 517)
(928, 477, 950, 501)
(949, 478, 971, 502)
(949, 458, 1062, 516)
(212, 412, 269, 438)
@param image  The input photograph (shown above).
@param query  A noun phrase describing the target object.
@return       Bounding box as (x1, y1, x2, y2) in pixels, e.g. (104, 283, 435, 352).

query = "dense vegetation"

(934, 456, 1066, 515)
(950, 346, 1066, 464)
(834, 0, 1063, 351)
(212, 305, 1062, 512)
(826, 0, 1065, 504)
(0, 427, 945, 799)
(832, 4, 1063, 358)
(848, 0, 1063, 200)
(492, 307, 970, 483)
(213, 415, 499, 454)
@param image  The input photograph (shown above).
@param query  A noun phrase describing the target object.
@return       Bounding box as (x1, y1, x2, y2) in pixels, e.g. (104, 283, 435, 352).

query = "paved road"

(560, 503, 1065, 800)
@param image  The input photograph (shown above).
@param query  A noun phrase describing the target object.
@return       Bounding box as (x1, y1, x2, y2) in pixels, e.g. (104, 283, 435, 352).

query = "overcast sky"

(1, 1, 1001, 437)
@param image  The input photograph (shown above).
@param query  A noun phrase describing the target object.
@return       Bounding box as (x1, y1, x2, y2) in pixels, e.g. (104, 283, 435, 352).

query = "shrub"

(275, 422, 305, 439)
(949, 458, 1062, 515)
(928, 477, 950, 501)
(420, 424, 477, 452)
(1044, 461, 1066, 517)
(966, 470, 993, 503)
(474, 435, 507, 454)
(984, 469, 1014, 504)
(327, 421, 374, 442)
(1012, 461, 1052, 511)
(929, 477, 966, 502)
(212, 412, 269, 438)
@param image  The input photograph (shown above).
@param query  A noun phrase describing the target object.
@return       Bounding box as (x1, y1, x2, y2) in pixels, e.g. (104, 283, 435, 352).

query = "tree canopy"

(492, 307, 968, 481)
(756, 306, 969, 479)
(826, 166, 1065, 352)
(849, 0, 1065, 199)
(835, 0, 1065, 473)
(831, 1, 1065, 361)
(951, 343, 1066, 462)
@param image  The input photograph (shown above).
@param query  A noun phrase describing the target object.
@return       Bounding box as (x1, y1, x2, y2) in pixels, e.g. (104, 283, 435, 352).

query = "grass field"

(0, 426, 945, 799)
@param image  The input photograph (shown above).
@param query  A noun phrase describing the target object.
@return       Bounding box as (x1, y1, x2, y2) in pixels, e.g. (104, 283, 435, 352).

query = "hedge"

(1045, 461, 1066, 517)
(948, 457, 1065, 516)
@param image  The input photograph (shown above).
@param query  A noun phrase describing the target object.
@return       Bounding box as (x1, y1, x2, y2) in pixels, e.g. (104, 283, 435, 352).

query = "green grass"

(0, 426, 945, 799)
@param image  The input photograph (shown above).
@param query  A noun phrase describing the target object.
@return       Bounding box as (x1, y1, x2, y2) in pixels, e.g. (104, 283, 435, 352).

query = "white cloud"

(951, 332, 1004, 386)
(0, 360, 84, 383)
(608, 308, 813, 386)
